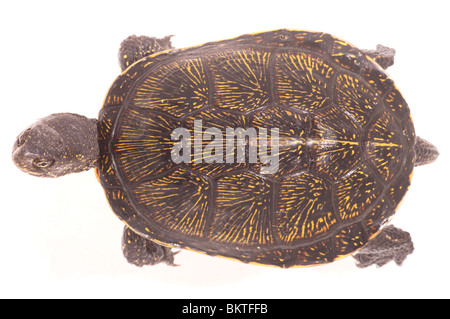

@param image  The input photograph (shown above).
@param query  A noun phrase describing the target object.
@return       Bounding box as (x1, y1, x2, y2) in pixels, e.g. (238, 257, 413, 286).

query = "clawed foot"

(119, 35, 173, 71)
(353, 225, 414, 268)
(362, 44, 396, 70)
(122, 226, 179, 267)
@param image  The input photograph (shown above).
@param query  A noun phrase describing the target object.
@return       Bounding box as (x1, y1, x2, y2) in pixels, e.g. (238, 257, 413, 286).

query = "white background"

(1, 0, 448, 299)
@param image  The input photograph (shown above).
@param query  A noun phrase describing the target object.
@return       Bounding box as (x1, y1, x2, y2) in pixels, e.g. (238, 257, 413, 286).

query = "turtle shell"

(97, 29, 415, 267)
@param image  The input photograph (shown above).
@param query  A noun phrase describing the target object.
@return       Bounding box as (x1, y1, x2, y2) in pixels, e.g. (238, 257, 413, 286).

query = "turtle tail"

(414, 136, 439, 166)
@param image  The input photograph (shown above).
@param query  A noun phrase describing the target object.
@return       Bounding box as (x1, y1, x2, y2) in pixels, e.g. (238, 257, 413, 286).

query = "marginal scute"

(98, 107, 119, 143)
(98, 153, 120, 188)
(97, 108, 121, 187)
(293, 238, 335, 266)
(334, 223, 367, 258)
(103, 74, 136, 108)
(251, 236, 336, 267)
(387, 172, 412, 211)
(362, 198, 394, 239)
(104, 188, 135, 220)
(361, 61, 393, 95)
(384, 86, 411, 120)
(402, 116, 416, 164)
(331, 39, 365, 73)
(292, 31, 334, 55)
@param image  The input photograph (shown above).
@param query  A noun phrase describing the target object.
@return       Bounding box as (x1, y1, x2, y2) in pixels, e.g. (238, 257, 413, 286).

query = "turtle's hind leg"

(353, 225, 414, 268)
(122, 226, 178, 267)
(118, 35, 173, 71)
(362, 45, 396, 70)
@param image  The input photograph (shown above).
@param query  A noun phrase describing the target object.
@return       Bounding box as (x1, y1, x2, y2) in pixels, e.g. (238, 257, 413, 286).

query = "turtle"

(12, 29, 439, 268)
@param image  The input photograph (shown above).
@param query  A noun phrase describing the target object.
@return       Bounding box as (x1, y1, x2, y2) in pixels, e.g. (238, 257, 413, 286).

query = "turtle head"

(12, 113, 99, 178)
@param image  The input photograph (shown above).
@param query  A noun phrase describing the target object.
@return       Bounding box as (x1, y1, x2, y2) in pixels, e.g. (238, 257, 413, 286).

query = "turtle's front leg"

(118, 35, 173, 71)
(353, 225, 414, 268)
(122, 226, 178, 267)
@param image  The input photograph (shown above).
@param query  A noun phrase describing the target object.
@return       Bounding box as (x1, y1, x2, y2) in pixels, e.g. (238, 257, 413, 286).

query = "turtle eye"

(32, 158, 55, 168)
